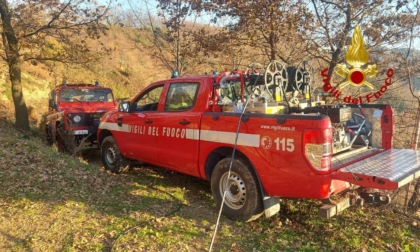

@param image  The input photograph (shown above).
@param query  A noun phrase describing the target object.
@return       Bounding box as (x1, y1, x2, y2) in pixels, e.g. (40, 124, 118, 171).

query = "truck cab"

(98, 76, 214, 171)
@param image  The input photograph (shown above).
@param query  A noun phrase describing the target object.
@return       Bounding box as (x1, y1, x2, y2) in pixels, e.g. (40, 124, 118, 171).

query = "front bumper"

(70, 126, 98, 136)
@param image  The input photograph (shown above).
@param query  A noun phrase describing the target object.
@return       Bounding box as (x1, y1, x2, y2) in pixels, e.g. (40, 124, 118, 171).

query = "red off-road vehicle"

(45, 82, 117, 153)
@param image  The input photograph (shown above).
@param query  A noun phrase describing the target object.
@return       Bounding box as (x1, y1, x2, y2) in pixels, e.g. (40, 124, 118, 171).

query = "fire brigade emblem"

(261, 136, 272, 150)
(335, 25, 378, 89)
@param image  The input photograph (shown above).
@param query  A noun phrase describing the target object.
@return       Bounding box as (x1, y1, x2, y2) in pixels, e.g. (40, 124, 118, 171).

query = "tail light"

(303, 128, 332, 174)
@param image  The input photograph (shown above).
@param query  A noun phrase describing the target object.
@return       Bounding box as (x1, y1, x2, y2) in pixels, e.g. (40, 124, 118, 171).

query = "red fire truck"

(46, 82, 117, 153)
(97, 61, 420, 221)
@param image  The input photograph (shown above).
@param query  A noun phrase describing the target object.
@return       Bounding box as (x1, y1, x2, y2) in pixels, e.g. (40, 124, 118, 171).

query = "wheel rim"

(219, 171, 246, 210)
(105, 145, 118, 167)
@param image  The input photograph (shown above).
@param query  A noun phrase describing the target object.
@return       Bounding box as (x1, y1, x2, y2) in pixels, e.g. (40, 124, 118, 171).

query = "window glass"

(59, 88, 114, 102)
(133, 85, 164, 111)
(220, 80, 241, 105)
(49, 90, 57, 108)
(165, 83, 199, 111)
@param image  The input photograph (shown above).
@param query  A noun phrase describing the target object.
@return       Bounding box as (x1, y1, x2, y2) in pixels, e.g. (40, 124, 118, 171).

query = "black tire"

(56, 126, 76, 154)
(45, 125, 54, 146)
(211, 157, 264, 222)
(101, 136, 128, 174)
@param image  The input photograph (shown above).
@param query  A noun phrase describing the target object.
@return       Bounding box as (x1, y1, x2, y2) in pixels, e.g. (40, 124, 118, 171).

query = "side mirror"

(118, 101, 130, 112)
(48, 99, 55, 109)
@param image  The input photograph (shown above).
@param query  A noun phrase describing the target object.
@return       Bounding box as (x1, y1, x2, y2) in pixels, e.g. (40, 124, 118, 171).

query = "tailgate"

(332, 149, 420, 190)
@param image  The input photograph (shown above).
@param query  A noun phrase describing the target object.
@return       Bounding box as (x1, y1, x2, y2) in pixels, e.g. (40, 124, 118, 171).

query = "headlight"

(73, 115, 82, 123)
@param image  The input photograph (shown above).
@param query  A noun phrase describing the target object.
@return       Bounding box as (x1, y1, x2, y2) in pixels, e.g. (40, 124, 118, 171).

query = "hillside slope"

(0, 25, 171, 127)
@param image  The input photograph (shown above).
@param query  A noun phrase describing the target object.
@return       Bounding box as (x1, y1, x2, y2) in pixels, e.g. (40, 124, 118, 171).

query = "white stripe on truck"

(99, 122, 130, 132)
(200, 130, 260, 147)
(100, 123, 260, 147)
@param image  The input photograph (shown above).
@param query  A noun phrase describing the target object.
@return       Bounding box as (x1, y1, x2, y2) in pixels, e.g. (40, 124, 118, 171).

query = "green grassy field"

(0, 119, 418, 251)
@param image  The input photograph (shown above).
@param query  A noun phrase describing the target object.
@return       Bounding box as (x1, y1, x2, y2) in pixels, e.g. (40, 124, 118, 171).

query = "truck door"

(119, 84, 164, 164)
(153, 82, 201, 175)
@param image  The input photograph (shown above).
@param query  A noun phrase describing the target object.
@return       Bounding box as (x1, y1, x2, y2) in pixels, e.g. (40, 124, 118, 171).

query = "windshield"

(220, 80, 241, 104)
(59, 88, 114, 102)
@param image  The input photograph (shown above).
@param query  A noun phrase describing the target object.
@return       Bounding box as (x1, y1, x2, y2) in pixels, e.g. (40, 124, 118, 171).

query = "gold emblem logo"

(335, 25, 378, 89)
(321, 25, 394, 104)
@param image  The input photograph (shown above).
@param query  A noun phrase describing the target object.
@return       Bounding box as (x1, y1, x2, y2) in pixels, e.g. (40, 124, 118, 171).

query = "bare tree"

(193, 26, 260, 70)
(124, 0, 208, 76)
(193, 0, 314, 64)
(403, 0, 420, 211)
(0, 0, 110, 130)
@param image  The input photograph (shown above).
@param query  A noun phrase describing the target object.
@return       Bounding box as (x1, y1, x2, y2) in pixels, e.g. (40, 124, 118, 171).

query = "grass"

(0, 119, 419, 251)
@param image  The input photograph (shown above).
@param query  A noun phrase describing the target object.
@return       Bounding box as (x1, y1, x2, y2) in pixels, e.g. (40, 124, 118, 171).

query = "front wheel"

(101, 136, 128, 174)
(45, 125, 54, 146)
(211, 157, 264, 222)
(56, 126, 76, 154)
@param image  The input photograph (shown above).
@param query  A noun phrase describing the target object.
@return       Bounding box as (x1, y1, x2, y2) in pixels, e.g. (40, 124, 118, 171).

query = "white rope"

(208, 71, 261, 252)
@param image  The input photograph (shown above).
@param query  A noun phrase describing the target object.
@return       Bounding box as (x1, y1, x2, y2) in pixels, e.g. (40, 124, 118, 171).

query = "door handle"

(179, 120, 190, 125)
(117, 117, 123, 127)
(144, 119, 153, 124)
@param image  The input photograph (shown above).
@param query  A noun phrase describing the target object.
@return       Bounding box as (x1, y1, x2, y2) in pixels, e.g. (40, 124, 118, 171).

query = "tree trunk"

(0, 0, 30, 130)
(407, 98, 420, 211)
(10, 59, 29, 130)
(328, 49, 341, 77)
(411, 100, 420, 150)
(408, 179, 420, 211)
(269, 32, 276, 61)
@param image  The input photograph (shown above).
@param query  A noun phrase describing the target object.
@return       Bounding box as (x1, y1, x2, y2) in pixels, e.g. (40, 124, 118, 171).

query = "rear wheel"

(101, 136, 128, 174)
(211, 157, 264, 222)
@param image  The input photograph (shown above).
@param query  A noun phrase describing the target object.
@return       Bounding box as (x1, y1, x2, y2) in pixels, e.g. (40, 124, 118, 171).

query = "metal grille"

(68, 112, 104, 127)
(83, 112, 104, 127)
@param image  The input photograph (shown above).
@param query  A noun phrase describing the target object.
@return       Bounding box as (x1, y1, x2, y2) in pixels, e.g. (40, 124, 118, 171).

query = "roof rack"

(56, 83, 98, 88)
(64, 84, 96, 87)
(57, 80, 101, 88)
